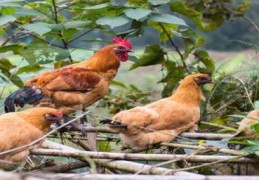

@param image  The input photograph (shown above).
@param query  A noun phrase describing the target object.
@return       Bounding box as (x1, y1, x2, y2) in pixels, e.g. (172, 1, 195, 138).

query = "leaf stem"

(158, 23, 191, 74)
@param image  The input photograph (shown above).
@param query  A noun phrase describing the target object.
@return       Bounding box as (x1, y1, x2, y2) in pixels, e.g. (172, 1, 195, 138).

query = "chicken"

(0, 107, 63, 168)
(4, 37, 133, 114)
(102, 74, 211, 148)
(236, 110, 259, 138)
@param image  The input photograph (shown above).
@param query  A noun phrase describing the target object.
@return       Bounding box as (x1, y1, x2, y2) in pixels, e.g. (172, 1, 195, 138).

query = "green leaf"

(16, 64, 44, 75)
(0, 44, 24, 54)
(85, 3, 109, 10)
(0, 58, 15, 70)
(0, 2, 21, 7)
(194, 50, 215, 74)
(180, 29, 205, 59)
(149, 0, 170, 5)
(22, 22, 51, 36)
(149, 13, 187, 26)
(111, 80, 127, 88)
(124, 9, 151, 21)
(130, 44, 165, 70)
(22, 41, 70, 64)
(170, 1, 202, 28)
(128, 0, 148, 5)
(1, 7, 16, 15)
(96, 16, 130, 29)
(0, 15, 16, 25)
(15, 8, 43, 17)
(250, 123, 259, 134)
(64, 20, 91, 29)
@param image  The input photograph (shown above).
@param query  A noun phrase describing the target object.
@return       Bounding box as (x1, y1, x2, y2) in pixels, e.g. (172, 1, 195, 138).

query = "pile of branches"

(2, 114, 259, 179)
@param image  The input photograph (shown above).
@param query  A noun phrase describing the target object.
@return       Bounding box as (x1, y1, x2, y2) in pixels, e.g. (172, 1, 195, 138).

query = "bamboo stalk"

(31, 148, 256, 164)
(41, 141, 199, 176)
(161, 142, 244, 156)
(68, 126, 235, 140)
(1, 172, 259, 180)
(94, 159, 173, 175)
(180, 132, 234, 140)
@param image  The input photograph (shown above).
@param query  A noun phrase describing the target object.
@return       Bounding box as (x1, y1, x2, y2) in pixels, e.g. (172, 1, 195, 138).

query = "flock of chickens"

(0, 37, 257, 168)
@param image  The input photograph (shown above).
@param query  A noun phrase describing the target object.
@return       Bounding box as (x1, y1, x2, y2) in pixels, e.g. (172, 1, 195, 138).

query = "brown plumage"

(4, 37, 133, 114)
(102, 74, 211, 147)
(0, 107, 63, 168)
(236, 110, 259, 138)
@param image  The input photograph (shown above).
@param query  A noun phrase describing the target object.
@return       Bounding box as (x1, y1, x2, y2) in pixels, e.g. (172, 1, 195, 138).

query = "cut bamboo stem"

(31, 148, 256, 164)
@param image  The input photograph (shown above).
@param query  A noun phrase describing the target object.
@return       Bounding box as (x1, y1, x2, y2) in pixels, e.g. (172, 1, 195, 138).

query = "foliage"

(0, 0, 257, 147)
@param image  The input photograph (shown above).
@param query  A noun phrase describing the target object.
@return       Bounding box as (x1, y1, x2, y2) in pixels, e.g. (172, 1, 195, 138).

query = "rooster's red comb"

(112, 37, 133, 50)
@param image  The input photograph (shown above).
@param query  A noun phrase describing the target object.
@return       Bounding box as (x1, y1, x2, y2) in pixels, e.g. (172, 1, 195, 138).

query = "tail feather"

(100, 119, 128, 130)
(4, 86, 46, 112)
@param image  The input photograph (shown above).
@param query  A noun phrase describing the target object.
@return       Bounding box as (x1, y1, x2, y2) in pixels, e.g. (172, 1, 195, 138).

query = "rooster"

(0, 107, 63, 168)
(4, 37, 133, 114)
(102, 74, 211, 147)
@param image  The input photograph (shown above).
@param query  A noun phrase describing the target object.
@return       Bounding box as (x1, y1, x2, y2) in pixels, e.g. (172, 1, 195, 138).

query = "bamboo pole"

(161, 142, 244, 156)
(68, 126, 234, 140)
(41, 141, 199, 176)
(1, 172, 259, 180)
(31, 148, 256, 164)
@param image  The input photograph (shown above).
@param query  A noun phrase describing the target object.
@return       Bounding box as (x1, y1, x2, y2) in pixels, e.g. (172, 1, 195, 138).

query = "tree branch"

(51, 0, 73, 63)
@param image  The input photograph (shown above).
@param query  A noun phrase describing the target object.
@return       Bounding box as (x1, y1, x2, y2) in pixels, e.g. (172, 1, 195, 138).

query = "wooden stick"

(31, 148, 256, 164)
(161, 142, 244, 156)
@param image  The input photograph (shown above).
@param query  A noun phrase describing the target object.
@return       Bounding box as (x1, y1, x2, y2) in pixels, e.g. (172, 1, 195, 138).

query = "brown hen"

(0, 107, 62, 168)
(102, 74, 211, 147)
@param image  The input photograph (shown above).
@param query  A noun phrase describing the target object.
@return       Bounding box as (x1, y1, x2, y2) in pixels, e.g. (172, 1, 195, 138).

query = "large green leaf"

(0, 15, 16, 25)
(96, 16, 130, 29)
(170, 1, 202, 28)
(149, 13, 187, 26)
(0, 58, 15, 70)
(130, 44, 165, 70)
(22, 22, 52, 36)
(124, 9, 151, 21)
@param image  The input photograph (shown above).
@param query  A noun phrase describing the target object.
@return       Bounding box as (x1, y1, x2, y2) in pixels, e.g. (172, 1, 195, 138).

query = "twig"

(158, 23, 190, 74)
(234, 77, 255, 110)
(161, 142, 244, 156)
(51, 0, 73, 63)
(243, 15, 259, 34)
(200, 121, 237, 132)
(67, 27, 97, 44)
